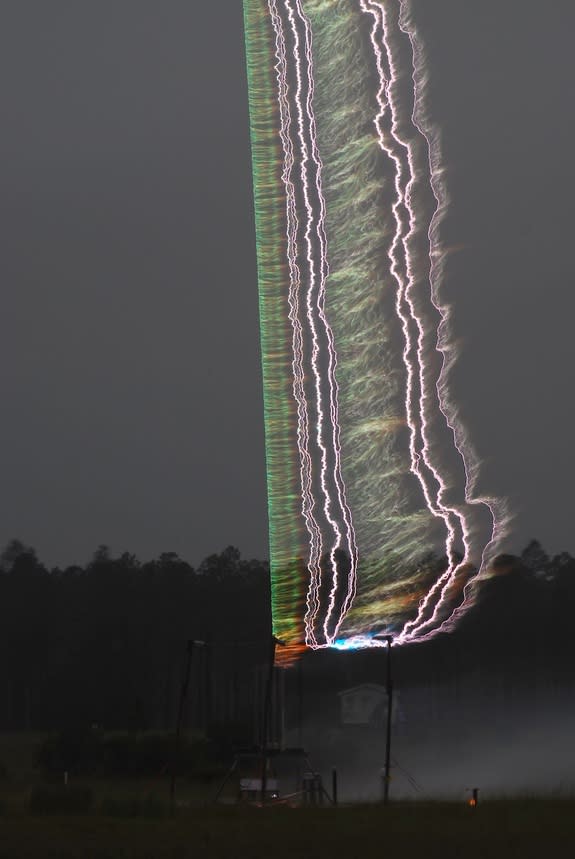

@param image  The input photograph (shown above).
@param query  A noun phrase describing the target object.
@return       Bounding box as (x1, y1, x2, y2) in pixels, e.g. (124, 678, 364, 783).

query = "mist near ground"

(272, 547, 575, 802)
(1, 538, 574, 805)
(300, 693, 575, 802)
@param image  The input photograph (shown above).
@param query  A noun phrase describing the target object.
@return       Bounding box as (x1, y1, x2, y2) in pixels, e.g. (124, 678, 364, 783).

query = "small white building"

(338, 683, 399, 727)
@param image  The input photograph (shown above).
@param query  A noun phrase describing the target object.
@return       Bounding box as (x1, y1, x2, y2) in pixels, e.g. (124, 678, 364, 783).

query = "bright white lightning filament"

(268, 0, 358, 647)
(358, 0, 503, 642)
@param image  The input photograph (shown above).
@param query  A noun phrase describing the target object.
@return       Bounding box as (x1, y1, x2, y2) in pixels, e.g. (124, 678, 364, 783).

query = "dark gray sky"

(1, 1, 574, 568)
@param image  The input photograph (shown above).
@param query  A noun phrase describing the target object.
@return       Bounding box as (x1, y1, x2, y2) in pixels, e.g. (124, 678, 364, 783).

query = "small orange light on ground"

(467, 788, 479, 808)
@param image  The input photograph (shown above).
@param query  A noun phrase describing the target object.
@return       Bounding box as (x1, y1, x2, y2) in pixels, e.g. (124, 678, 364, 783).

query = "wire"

(391, 757, 423, 793)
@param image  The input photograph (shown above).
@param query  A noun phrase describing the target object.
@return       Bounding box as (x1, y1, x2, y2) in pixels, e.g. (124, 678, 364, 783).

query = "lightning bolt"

(358, 0, 506, 642)
(244, 0, 507, 654)
(268, 0, 358, 647)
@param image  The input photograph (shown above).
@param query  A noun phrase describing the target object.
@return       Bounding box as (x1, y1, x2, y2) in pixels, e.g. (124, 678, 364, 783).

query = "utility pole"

(261, 635, 285, 803)
(170, 639, 204, 813)
(383, 635, 393, 805)
(297, 658, 303, 749)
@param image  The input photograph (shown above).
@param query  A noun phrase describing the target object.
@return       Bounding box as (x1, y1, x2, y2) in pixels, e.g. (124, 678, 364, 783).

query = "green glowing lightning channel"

(243, 0, 504, 660)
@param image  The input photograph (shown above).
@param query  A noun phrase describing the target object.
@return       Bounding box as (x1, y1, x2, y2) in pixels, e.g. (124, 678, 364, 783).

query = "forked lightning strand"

(358, 0, 501, 642)
(268, 0, 358, 647)
(243, 0, 505, 656)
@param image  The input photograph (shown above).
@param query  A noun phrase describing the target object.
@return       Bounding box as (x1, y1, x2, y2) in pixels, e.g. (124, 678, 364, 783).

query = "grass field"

(0, 801, 574, 858)
(1, 735, 574, 858)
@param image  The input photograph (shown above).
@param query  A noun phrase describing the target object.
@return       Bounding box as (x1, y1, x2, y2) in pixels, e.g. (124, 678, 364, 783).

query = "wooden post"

(260, 635, 277, 803)
(383, 636, 393, 805)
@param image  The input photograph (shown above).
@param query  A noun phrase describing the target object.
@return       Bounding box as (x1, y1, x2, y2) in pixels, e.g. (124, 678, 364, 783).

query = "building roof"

(337, 683, 386, 698)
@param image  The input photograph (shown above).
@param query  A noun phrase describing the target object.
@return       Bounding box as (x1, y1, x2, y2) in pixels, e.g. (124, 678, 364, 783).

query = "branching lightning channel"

(244, 0, 506, 655)
(298, 1, 358, 642)
(268, 0, 322, 646)
(269, 0, 358, 647)
(357, 0, 504, 642)
(356, 0, 465, 641)
(396, 0, 507, 639)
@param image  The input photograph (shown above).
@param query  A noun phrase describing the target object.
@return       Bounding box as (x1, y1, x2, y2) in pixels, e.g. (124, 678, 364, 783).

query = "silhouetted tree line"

(287, 539, 575, 731)
(319, 539, 575, 703)
(1, 537, 574, 734)
(398, 539, 575, 686)
(0, 541, 270, 734)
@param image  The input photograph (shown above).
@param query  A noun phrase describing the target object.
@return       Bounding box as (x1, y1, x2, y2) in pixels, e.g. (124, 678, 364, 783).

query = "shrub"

(29, 784, 93, 815)
(36, 728, 102, 775)
(36, 729, 223, 779)
(100, 792, 167, 819)
(101, 732, 214, 778)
